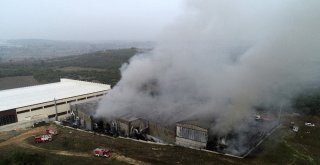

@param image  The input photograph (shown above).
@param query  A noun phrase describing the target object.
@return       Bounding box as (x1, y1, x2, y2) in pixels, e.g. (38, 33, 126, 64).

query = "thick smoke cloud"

(96, 0, 320, 135)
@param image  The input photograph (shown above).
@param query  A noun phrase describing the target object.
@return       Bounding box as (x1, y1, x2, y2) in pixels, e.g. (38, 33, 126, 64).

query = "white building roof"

(0, 78, 110, 112)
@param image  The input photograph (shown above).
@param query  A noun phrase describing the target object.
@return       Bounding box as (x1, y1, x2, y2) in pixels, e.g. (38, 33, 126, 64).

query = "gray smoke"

(96, 0, 320, 137)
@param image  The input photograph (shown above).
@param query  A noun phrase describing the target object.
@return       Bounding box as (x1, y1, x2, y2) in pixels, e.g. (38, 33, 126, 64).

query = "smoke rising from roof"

(96, 0, 320, 136)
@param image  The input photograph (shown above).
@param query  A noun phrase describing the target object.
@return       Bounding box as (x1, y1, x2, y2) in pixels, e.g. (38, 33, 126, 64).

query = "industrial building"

(175, 120, 209, 149)
(114, 115, 149, 137)
(0, 78, 110, 129)
(148, 121, 175, 143)
(70, 100, 100, 130)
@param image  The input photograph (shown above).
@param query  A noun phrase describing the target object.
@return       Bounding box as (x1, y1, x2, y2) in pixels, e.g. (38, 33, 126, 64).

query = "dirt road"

(0, 126, 150, 165)
(0, 127, 43, 147)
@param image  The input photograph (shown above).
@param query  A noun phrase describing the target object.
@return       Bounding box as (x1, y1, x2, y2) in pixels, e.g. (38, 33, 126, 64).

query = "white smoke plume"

(96, 0, 320, 136)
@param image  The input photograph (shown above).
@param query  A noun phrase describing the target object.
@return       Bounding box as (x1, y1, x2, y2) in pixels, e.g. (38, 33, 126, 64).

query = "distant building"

(0, 78, 110, 130)
(175, 120, 209, 149)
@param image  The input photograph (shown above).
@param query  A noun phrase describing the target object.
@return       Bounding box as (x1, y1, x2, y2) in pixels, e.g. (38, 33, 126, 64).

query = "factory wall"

(77, 110, 93, 130)
(148, 121, 175, 143)
(15, 91, 107, 123)
(175, 137, 207, 149)
(118, 121, 130, 136)
(130, 119, 148, 131)
(116, 118, 149, 137)
(175, 123, 208, 149)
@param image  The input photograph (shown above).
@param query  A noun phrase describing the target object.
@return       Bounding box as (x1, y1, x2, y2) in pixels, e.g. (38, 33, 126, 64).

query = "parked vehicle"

(34, 134, 52, 143)
(293, 126, 299, 132)
(93, 148, 110, 158)
(32, 121, 47, 128)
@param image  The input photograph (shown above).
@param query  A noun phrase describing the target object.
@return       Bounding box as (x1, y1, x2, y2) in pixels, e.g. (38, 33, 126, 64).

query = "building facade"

(175, 120, 209, 149)
(70, 100, 100, 130)
(0, 79, 110, 129)
(114, 115, 149, 137)
(148, 121, 175, 143)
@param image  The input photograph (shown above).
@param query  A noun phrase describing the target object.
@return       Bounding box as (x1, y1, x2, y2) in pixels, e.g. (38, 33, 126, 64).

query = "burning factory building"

(70, 100, 100, 130)
(93, 0, 320, 159)
(112, 115, 149, 138)
(174, 114, 278, 156)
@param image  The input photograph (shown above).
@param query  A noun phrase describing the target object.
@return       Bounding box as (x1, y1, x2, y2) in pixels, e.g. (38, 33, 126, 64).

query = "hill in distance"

(0, 39, 154, 62)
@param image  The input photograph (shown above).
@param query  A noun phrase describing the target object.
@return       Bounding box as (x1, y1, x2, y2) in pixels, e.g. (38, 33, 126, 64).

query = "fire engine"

(93, 148, 110, 157)
(34, 134, 52, 143)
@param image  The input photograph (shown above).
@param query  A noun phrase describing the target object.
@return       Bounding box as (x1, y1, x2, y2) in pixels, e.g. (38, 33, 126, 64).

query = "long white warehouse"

(0, 78, 110, 127)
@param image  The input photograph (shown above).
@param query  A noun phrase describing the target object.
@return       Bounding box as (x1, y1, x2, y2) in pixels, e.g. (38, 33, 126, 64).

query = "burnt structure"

(148, 121, 175, 143)
(102, 110, 278, 157)
(70, 100, 100, 130)
(113, 115, 149, 138)
(175, 116, 278, 157)
(175, 120, 209, 149)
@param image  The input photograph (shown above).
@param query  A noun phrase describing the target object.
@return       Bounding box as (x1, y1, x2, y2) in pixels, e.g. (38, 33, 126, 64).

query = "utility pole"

(54, 98, 58, 121)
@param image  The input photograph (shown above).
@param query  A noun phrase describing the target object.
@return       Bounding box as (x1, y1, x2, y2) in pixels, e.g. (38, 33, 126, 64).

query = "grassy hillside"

(0, 39, 154, 62)
(0, 76, 39, 90)
(0, 48, 139, 87)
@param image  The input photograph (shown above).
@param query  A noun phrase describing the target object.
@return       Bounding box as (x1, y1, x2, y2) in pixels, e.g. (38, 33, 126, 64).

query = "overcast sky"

(0, 0, 183, 41)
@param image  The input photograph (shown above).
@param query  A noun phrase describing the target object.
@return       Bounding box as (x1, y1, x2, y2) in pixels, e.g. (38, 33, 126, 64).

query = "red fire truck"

(34, 134, 52, 143)
(93, 148, 110, 158)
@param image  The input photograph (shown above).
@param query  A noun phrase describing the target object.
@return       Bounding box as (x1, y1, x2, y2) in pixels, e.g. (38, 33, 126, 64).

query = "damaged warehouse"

(110, 116, 176, 143)
(67, 94, 279, 158)
(70, 100, 100, 130)
(112, 115, 149, 138)
(175, 119, 229, 152)
(68, 101, 278, 158)
(176, 120, 209, 149)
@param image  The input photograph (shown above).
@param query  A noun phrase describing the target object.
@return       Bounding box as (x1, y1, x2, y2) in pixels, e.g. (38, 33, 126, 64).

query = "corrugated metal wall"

(176, 126, 207, 143)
